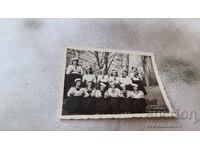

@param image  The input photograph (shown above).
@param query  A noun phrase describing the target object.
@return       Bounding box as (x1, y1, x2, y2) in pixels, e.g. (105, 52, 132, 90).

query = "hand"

(70, 92, 75, 96)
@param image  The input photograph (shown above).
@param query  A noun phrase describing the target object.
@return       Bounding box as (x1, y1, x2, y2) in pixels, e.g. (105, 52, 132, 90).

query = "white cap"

(122, 68, 127, 72)
(71, 58, 78, 61)
(121, 69, 128, 74)
(86, 80, 92, 85)
(120, 84, 126, 88)
(74, 78, 81, 83)
(100, 82, 106, 87)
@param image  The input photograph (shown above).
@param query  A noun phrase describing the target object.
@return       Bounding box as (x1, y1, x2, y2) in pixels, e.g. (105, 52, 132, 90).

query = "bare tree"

(104, 52, 109, 74)
(93, 51, 117, 74)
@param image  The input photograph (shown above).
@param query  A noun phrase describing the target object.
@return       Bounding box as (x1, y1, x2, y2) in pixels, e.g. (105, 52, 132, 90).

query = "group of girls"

(66, 58, 147, 99)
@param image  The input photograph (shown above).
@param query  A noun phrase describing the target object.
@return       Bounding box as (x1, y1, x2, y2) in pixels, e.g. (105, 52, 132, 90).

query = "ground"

(145, 86, 166, 106)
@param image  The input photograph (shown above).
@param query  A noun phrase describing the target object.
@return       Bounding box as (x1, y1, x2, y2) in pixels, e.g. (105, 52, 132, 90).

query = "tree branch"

(94, 51, 101, 69)
(108, 53, 117, 70)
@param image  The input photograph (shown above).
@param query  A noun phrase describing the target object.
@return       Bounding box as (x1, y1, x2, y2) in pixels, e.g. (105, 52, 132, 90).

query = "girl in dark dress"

(64, 58, 83, 98)
(129, 67, 147, 95)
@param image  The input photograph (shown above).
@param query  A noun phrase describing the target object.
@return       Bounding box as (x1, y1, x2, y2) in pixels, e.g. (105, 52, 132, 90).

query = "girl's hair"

(85, 67, 93, 74)
(98, 82, 107, 90)
(87, 81, 95, 88)
(109, 81, 116, 88)
(122, 70, 128, 76)
(131, 66, 138, 71)
(74, 80, 82, 87)
(71, 59, 78, 65)
(99, 69, 104, 74)
(110, 70, 118, 77)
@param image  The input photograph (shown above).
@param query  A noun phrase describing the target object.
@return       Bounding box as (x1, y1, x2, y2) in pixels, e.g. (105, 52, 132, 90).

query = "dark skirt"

(62, 97, 147, 115)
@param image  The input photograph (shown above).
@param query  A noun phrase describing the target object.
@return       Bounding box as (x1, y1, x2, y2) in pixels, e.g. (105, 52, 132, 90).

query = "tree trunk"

(104, 52, 110, 74)
(94, 51, 101, 70)
(126, 54, 129, 72)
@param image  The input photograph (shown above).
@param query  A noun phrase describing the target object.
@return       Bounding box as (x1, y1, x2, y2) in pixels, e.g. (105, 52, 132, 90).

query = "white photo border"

(58, 46, 176, 119)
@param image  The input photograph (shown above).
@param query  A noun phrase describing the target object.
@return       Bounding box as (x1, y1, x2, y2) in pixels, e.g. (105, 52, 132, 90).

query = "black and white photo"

(59, 47, 175, 119)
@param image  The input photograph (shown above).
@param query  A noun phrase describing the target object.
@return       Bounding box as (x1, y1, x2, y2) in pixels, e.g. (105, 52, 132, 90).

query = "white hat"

(100, 82, 106, 87)
(121, 69, 127, 72)
(120, 84, 126, 88)
(86, 80, 92, 85)
(74, 78, 81, 83)
(71, 58, 78, 61)
(133, 83, 138, 87)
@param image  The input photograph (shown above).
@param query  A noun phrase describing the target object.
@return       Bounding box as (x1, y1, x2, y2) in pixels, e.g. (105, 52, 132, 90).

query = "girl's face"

(87, 82, 92, 88)
(132, 67, 137, 72)
(100, 85, 105, 91)
(110, 82, 115, 88)
(132, 71, 137, 76)
(113, 71, 117, 77)
(100, 70, 105, 75)
(122, 85, 126, 91)
(122, 70, 127, 77)
(87, 68, 92, 74)
(133, 85, 138, 91)
(72, 60, 78, 65)
(76, 81, 81, 87)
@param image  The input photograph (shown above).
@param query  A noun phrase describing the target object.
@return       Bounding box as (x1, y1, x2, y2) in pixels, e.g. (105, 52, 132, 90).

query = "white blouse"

(119, 90, 134, 98)
(97, 75, 109, 83)
(131, 91, 144, 99)
(95, 90, 108, 98)
(82, 74, 96, 83)
(119, 76, 132, 85)
(109, 76, 120, 84)
(107, 88, 121, 98)
(66, 65, 83, 75)
(82, 88, 96, 97)
(129, 73, 142, 81)
(67, 87, 85, 97)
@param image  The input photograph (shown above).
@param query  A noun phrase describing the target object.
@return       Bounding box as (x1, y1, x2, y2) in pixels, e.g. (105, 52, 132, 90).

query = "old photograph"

(59, 47, 175, 119)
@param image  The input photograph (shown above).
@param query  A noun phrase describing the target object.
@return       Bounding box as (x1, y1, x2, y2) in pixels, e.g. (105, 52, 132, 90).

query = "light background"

(0, 19, 200, 130)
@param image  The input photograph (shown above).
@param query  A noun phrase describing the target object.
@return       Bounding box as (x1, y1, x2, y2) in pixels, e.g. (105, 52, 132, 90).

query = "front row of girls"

(67, 77, 145, 99)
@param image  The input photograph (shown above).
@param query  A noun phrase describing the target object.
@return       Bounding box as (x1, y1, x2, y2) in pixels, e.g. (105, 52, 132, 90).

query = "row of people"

(66, 57, 147, 95)
(67, 78, 145, 99)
